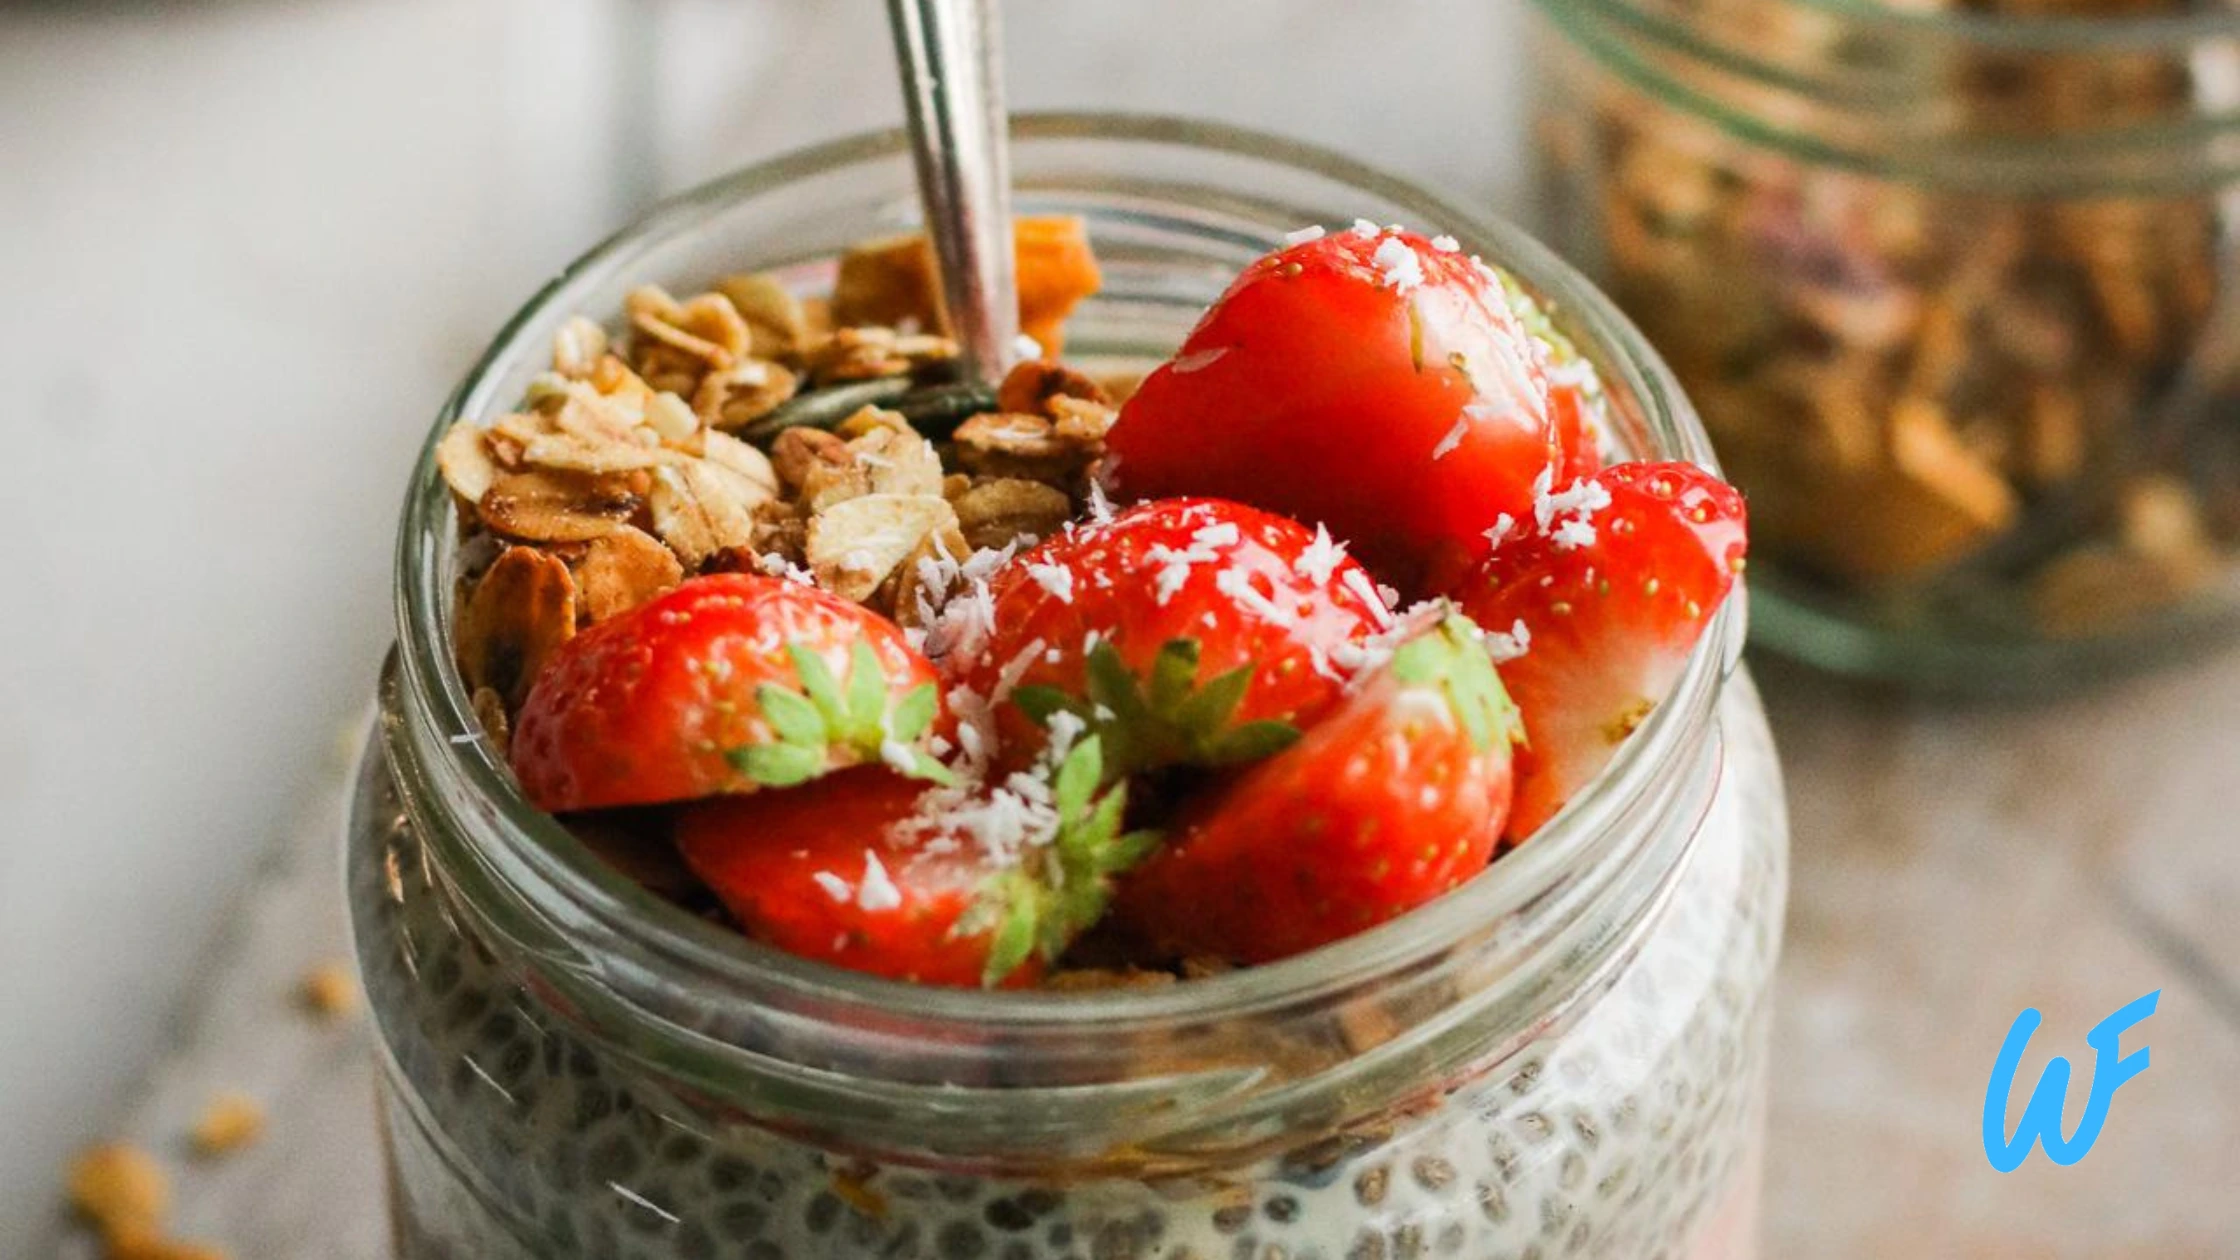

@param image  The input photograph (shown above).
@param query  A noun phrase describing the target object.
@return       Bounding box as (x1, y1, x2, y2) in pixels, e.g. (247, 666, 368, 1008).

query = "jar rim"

(388, 112, 1738, 1042)
(1542, 0, 2240, 193)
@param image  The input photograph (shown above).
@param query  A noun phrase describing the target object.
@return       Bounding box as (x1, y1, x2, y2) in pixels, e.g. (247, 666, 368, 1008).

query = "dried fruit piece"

(1014, 215, 1104, 355)
(830, 217, 1103, 352)
(456, 546, 577, 707)
(68, 1144, 169, 1241)
(190, 1092, 265, 1157)
(574, 525, 684, 623)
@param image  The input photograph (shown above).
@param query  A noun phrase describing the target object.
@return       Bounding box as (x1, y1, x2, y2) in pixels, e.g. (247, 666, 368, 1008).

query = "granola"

(441, 233, 1118, 724)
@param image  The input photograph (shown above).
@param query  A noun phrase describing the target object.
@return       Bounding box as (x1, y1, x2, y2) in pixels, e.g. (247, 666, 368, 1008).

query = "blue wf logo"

(1982, 989, 2159, 1172)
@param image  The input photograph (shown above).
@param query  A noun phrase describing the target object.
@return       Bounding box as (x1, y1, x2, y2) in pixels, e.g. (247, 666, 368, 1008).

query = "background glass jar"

(1532, 0, 2240, 688)
(352, 115, 1789, 1260)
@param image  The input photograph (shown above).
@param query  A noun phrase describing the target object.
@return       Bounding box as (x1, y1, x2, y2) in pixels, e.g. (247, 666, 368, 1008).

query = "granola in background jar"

(1532, 0, 2240, 686)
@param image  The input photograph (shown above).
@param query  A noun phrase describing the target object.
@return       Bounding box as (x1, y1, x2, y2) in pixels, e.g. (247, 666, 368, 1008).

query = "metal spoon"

(885, 0, 1019, 390)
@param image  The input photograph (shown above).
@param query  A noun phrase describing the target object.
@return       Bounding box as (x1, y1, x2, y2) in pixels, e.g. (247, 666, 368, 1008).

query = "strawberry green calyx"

(956, 736, 1162, 986)
(728, 640, 954, 789)
(1011, 639, 1299, 784)
(1390, 612, 1526, 753)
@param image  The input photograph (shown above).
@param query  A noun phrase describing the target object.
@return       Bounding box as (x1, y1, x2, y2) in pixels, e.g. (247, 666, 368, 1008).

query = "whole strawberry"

(1106, 226, 1597, 596)
(1113, 612, 1523, 965)
(510, 574, 951, 812)
(949, 497, 1390, 778)
(1453, 461, 1748, 840)
(674, 737, 1155, 987)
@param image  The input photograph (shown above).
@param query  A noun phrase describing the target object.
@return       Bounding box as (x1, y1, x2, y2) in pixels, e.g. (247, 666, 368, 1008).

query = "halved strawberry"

(510, 574, 950, 812)
(1112, 612, 1523, 965)
(949, 497, 1390, 777)
(1452, 461, 1748, 841)
(674, 738, 1155, 987)
(1105, 226, 1593, 596)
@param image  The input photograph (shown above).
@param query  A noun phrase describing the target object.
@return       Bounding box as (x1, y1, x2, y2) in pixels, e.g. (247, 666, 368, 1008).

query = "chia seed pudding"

(349, 117, 1790, 1260)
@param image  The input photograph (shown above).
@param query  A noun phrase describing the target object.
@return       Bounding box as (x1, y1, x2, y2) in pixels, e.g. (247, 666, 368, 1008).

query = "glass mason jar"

(1532, 0, 2240, 688)
(349, 115, 1789, 1260)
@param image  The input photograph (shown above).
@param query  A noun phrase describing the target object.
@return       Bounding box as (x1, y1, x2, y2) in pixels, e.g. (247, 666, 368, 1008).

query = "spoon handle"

(886, 0, 1019, 387)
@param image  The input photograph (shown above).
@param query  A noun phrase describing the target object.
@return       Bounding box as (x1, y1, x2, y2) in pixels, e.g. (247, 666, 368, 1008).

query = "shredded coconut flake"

(1350, 218, 1383, 238)
(1283, 225, 1327, 245)
(1372, 236, 1424, 293)
(812, 872, 853, 903)
(856, 852, 902, 911)
(1216, 568, 1294, 628)
(1294, 524, 1348, 586)
(1013, 332, 1045, 361)
(1430, 234, 1460, 252)
(1484, 618, 1532, 663)
(1552, 517, 1598, 551)
(1431, 414, 1468, 460)
(1025, 560, 1074, 603)
(1484, 512, 1517, 547)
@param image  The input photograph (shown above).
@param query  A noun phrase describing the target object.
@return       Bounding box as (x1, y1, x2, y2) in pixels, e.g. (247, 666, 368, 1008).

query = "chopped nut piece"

(771, 427, 852, 493)
(299, 962, 360, 1018)
(456, 546, 577, 705)
(477, 469, 639, 544)
(950, 478, 1071, 552)
(574, 525, 684, 623)
(997, 358, 1108, 417)
(713, 272, 811, 359)
(69, 1144, 169, 1241)
(806, 493, 960, 601)
(644, 390, 700, 443)
(552, 316, 609, 379)
(190, 1092, 265, 1157)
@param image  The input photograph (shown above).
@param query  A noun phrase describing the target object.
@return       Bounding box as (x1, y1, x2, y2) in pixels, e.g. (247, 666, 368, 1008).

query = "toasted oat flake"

(435, 421, 499, 504)
(808, 493, 959, 601)
(190, 1092, 266, 1157)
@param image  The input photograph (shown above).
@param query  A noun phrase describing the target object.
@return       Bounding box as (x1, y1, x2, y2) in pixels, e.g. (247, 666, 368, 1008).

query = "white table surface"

(11, 3, 2237, 1258)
